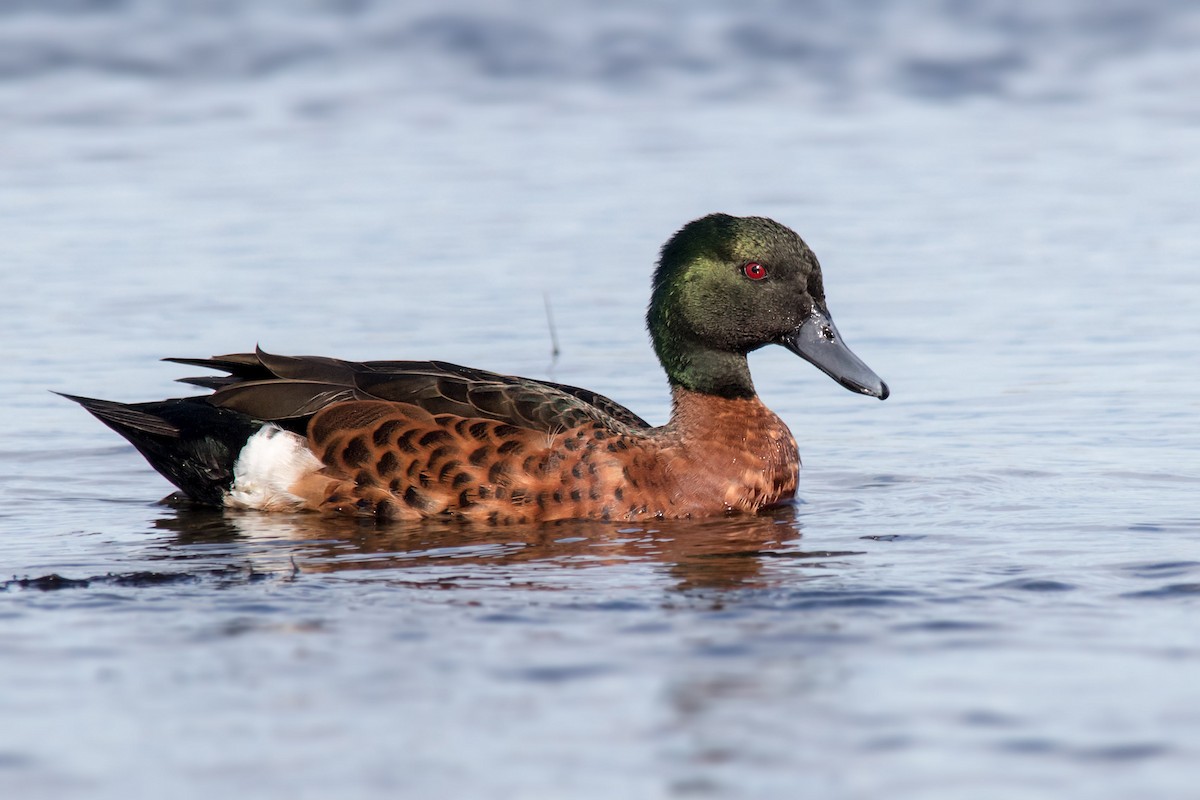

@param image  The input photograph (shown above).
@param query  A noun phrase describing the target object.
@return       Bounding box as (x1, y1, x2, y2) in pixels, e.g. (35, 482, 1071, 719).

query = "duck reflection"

(150, 498, 854, 591)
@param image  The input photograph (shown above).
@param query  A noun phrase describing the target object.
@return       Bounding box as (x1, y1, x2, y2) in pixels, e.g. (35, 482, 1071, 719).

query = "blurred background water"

(1, 1, 1199, 798)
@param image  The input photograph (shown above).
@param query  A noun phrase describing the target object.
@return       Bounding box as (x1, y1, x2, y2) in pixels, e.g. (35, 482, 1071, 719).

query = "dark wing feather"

(208, 381, 361, 421)
(164, 352, 269, 378)
(353, 360, 650, 429)
(172, 350, 651, 434)
(531, 379, 651, 430)
(251, 347, 364, 384)
(177, 376, 241, 390)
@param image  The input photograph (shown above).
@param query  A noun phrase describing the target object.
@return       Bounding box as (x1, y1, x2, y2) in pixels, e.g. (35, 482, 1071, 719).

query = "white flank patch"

(225, 425, 322, 512)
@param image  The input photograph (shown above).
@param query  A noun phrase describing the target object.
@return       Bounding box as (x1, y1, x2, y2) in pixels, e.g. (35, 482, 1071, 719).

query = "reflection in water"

(147, 498, 859, 591)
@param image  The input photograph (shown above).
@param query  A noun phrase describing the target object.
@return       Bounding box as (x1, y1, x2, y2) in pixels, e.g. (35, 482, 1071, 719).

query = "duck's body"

(66, 214, 887, 523)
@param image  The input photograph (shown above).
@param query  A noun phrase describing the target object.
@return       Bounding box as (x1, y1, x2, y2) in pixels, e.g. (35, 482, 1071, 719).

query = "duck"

(63, 213, 888, 524)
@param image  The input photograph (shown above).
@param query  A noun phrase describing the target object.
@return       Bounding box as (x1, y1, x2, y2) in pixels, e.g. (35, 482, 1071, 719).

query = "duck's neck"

(647, 284, 757, 398)
(658, 340, 756, 399)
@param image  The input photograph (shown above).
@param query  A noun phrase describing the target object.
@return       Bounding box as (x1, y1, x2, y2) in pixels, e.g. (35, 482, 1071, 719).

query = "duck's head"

(647, 213, 889, 401)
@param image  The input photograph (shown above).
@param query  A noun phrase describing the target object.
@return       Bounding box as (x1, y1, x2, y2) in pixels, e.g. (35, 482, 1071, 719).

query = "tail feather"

(56, 393, 183, 438)
(60, 393, 264, 506)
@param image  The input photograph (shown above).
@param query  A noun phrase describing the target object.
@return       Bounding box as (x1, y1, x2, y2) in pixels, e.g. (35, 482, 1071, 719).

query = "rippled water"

(2, 2, 1200, 798)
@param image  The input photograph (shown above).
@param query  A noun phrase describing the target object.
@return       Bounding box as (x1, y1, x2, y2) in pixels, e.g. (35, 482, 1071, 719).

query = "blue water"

(2, 2, 1200, 798)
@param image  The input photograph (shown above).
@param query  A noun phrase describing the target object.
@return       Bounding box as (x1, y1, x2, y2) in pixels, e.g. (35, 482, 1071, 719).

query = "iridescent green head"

(647, 213, 888, 400)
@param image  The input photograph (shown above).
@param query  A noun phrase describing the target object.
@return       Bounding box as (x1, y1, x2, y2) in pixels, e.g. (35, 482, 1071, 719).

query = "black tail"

(59, 394, 264, 506)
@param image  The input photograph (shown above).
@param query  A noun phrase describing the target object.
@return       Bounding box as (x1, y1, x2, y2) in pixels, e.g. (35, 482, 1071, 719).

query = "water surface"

(2, 2, 1199, 798)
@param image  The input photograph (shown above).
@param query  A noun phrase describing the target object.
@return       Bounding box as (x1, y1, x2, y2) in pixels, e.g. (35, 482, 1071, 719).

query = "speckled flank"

(286, 391, 798, 523)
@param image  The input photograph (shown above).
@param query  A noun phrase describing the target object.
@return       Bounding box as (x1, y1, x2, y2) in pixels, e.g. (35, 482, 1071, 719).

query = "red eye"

(743, 261, 767, 281)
